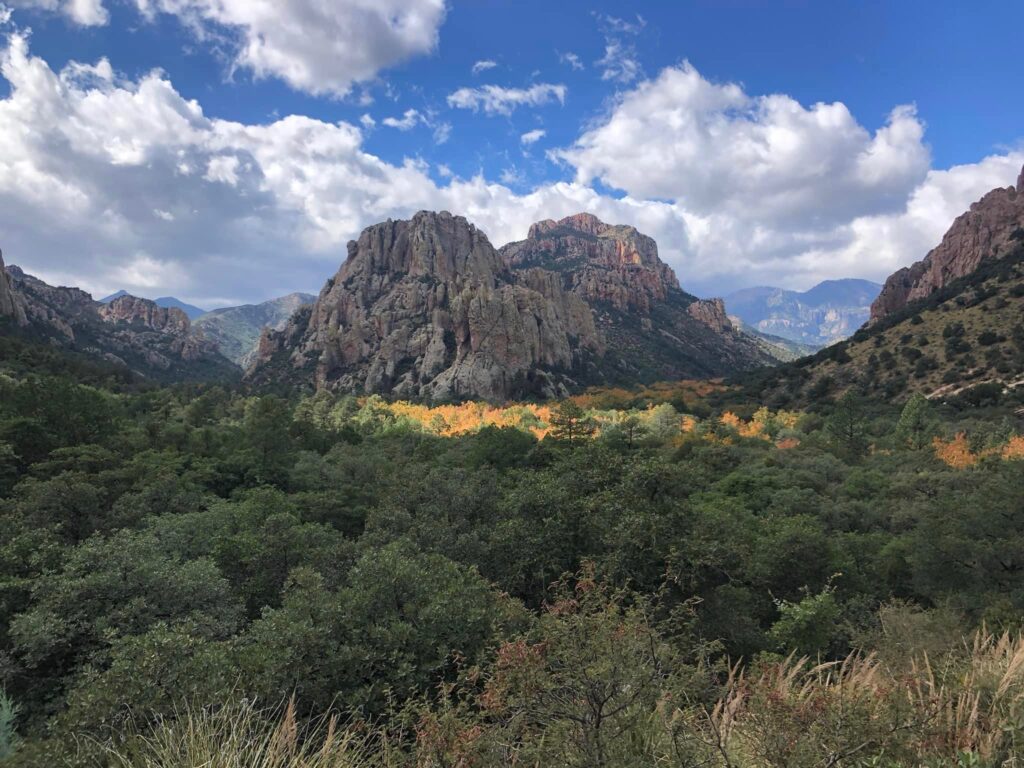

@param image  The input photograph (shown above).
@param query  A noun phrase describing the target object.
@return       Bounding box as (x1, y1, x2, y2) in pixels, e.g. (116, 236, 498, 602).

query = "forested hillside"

(3, 335, 1024, 765)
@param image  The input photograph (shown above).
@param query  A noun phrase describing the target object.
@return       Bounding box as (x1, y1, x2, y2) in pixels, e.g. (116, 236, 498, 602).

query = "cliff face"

(252, 211, 774, 400)
(0, 250, 27, 326)
(252, 211, 603, 401)
(501, 213, 773, 385)
(500, 213, 679, 313)
(0, 259, 237, 381)
(871, 165, 1024, 322)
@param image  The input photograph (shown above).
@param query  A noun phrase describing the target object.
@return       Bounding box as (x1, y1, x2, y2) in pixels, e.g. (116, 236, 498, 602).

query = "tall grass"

(107, 631, 1024, 768)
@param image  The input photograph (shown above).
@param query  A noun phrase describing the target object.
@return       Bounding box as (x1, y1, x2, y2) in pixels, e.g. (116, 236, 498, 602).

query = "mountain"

(748, 165, 1024, 405)
(871, 166, 1024, 322)
(499, 213, 774, 381)
(724, 279, 882, 347)
(194, 293, 316, 367)
(1, 257, 238, 383)
(100, 290, 208, 320)
(250, 211, 773, 402)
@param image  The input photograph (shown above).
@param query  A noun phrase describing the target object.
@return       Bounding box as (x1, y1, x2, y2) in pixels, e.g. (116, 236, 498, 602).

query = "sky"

(0, 1, 1022, 308)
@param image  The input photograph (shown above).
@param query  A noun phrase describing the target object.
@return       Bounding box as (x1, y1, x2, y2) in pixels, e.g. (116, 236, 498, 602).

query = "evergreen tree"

(549, 401, 595, 445)
(895, 393, 938, 449)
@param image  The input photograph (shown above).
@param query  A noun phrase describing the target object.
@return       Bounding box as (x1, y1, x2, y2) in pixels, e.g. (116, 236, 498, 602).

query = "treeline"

(1, 369, 1024, 765)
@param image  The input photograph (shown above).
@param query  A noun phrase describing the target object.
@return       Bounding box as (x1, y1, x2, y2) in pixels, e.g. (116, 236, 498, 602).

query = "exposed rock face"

(0, 260, 236, 381)
(252, 211, 603, 401)
(501, 213, 773, 384)
(687, 298, 733, 333)
(99, 295, 191, 335)
(0, 250, 27, 326)
(501, 213, 679, 312)
(252, 211, 775, 401)
(871, 166, 1024, 322)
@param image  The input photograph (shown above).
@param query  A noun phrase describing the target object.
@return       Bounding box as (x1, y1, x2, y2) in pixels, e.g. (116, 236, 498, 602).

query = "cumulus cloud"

(447, 82, 566, 116)
(520, 128, 546, 145)
(557, 62, 931, 227)
(471, 59, 496, 74)
(0, 32, 1020, 305)
(15, 0, 447, 96)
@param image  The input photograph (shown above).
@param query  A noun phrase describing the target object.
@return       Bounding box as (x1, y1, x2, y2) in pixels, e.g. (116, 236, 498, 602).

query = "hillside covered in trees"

(2, 331, 1024, 766)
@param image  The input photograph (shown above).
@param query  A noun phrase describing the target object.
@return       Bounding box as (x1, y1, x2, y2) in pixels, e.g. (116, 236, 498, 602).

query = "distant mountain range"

(724, 279, 882, 347)
(100, 290, 208, 320)
(194, 293, 316, 367)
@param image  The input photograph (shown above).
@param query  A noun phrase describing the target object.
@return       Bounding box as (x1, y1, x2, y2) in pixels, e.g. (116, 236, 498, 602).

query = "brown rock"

(501, 212, 680, 312)
(871, 164, 1024, 322)
(687, 298, 733, 333)
(253, 211, 603, 401)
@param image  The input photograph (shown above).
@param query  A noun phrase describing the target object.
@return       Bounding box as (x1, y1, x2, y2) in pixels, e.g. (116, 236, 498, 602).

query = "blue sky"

(1, 0, 1022, 306)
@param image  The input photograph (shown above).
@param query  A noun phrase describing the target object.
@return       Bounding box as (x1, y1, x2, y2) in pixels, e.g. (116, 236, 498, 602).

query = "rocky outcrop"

(99, 295, 191, 335)
(0, 250, 27, 326)
(501, 213, 679, 313)
(687, 298, 733, 333)
(501, 213, 773, 384)
(0, 261, 237, 382)
(252, 211, 775, 400)
(251, 211, 603, 401)
(871, 165, 1024, 322)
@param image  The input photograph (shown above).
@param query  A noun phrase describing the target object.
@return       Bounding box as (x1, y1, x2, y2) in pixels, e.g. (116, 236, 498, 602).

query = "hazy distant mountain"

(724, 279, 882, 346)
(100, 291, 208, 320)
(194, 292, 316, 367)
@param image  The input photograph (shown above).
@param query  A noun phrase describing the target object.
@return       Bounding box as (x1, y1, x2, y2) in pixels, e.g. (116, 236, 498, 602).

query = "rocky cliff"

(500, 213, 773, 385)
(0, 250, 27, 326)
(251, 211, 603, 401)
(0, 259, 237, 382)
(251, 211, 774, 401)
(871, 165, 1024, 322)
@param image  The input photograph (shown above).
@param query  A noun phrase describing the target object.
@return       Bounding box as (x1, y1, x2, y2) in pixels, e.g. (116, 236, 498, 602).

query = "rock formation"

(501, 213, 773, 385)
(0, 249, 27, 326)
(871, 165, 1024, 322)
(0, 258, 236, 381)
(195, 292, 317, 367)
(252, 211, 603, 401)
(252, 211, 773, 400)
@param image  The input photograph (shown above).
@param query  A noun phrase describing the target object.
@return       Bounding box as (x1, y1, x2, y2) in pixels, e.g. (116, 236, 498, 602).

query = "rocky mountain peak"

(871, 164, 1024, 322)
(501, 212, 681, 313)
(0, 249, 27, 326)
(99, 294, 192, 335)
(338, 210, 506, 294)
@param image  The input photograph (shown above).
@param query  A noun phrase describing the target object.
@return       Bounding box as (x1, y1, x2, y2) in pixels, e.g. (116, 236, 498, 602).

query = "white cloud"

(432, 121, 451, 145)
(0, 5, 12, 24)
(557, 62, 930, 227)
(559, 51, 583, 71)
(9, 0, 107, 25)
(0, 32, 1020, 305)
(359, 113, 375, 129)
(595, 13, 644, 84)
(471, 59, 496, 75)
(382, 108, 422, 130)
(18, 0, 447, 96)
(447, 82, 567, 116)
(520, 128, 545, 145)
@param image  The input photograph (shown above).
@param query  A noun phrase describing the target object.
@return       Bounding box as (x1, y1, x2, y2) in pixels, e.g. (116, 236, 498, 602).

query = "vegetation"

(748, 241, 1024, 406)
(3, 337, 1024, 765)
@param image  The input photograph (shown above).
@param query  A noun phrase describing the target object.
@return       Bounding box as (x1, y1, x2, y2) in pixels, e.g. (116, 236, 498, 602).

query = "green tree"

(549, 401, 594, 445)
(825, 392, 868, 461)
(895, 393, 938, 450)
